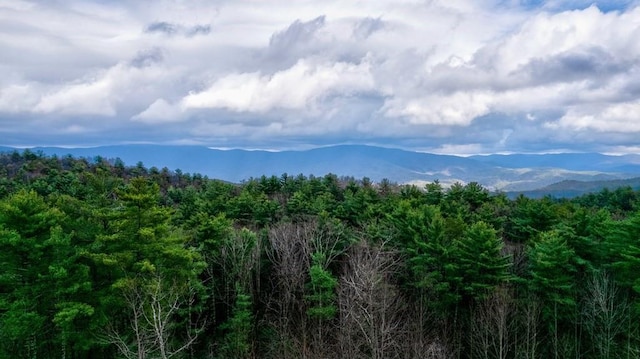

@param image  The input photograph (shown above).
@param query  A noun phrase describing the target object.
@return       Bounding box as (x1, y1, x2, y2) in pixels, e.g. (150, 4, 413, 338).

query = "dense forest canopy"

(1, 149, 640, 359)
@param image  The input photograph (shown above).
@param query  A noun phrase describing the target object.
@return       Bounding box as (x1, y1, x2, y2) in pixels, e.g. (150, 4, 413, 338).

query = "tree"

(89, 177, 202, 280)
(513, 293, 541, 359)
(105, 274, 204, 359)
(452, 221, 511, 303)
(87, 177, 205, 356)
(506, 196, 558, 242)
(264, 221, 313, 359)
(217, 287, 253, 359)
(304, 252, 339, 357)
(390, 202, 459, 310)
(338, 240, 405, 359)
(305, 253, 338, 321)
(0, 190, 93, 358)
(608, 211, 640, 304)
(470, 287, 514, 359)
(582, 271, 630, 359)
(527, 230, 578, 358)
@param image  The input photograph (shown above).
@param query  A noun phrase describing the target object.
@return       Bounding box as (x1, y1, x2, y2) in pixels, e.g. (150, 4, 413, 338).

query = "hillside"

(505, 177, 640, 198)
(1, 145, 639, 192)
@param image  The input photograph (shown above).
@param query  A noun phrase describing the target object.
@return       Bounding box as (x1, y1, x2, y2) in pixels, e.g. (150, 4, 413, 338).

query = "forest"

(1, 149, 640, 359)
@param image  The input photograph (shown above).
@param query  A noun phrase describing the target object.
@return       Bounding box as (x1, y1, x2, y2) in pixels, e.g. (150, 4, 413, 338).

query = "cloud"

(186, 24, 212, 37)
(550, 100, 640, 132)
(1, 0, 640, 154)
(144, 21, 211, 37)
(380, 5, 640, 130)
(182, 59, 374, 113)
(132, 99, 186, 123)
(130, 47, 164, 68)
(0, 84, 41, 113)
(352, 17, 385, 39)
(34, 75, 116, 116)
(537, 0, 637, 12)
(383, 92, 494, 126)
(268, 15, 326, 51)
(145, 21, 179, 35)
(0, 56, 181, 121)
(519, 47, 624, 84)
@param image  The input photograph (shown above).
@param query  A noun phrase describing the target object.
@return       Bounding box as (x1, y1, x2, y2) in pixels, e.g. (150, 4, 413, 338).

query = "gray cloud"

(263, 16, 328, 68)
(145, 21, 211, 37)
(186, 24, 211, 37)
(130, 47, 164, 68)
(1, 0, 640, 154)
(516, 47, 626, 85)
(269, 16, 326, 50)
(352, 17, 385, 39)
(145, 21, 178, 35)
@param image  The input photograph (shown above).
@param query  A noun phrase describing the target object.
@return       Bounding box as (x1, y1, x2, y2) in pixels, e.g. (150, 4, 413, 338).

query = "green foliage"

(452, 221, 511, 302)
(507, 195, 558, 242)
(607, 211, 640, 313)
(0, 190, 94, 358)
(218, 288, 254, 359)
(527, 230, 578, 321)
(390, 202, 460, 309)
(1, 150, 640, 359)
(305, 253, 338, 320)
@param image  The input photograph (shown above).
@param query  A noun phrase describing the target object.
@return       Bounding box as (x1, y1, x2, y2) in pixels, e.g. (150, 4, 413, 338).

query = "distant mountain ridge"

(470, 153, 640, 173)
(504, 177, 640, 198)
(1, 144, 639, 192)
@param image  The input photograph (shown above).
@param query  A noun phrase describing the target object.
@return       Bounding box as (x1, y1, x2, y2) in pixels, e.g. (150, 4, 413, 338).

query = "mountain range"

(2, 144, 640, 193)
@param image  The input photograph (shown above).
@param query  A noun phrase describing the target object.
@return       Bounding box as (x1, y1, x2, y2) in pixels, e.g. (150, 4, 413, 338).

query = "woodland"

(1, 149, 640, 359)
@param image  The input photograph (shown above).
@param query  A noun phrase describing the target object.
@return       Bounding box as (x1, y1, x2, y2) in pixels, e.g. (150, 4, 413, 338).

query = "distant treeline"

(1, 149, 640, 359)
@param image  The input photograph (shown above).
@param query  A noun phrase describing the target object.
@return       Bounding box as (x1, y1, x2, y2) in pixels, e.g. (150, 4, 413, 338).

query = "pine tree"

(306, 252, 338, 320)
(452, 221, 511, 302)
(0, 190, 93, 358)
(217, 287, 254, 359)
(607, 211, 640, 312)
(527, 230, 578, 358)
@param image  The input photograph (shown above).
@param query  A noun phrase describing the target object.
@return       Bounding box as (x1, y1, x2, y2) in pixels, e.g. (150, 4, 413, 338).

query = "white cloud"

(377, 5, 640, 129)
(429, 143, 485, 156)
(384, 91, 493, 126)
(550, 100, 640, 132)
(132, 99, 186, 123)
(0, 83, 40, 112)
(0, 0, 34, 11)
(1, 0, 640, 153)
(0, 60, 182, 118)
(34, 74, 116, 116)
(182, 59, 374, 113)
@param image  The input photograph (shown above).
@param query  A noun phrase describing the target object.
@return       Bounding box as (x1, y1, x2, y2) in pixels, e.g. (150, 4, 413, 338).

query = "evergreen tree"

(527, 230, 578, 358)
(0, 190, 93, 358)
(607, 211, 640, 313)
(305, 253, 338, 320)
(453, 221, 511, 302)
(217, 287, 254, 359)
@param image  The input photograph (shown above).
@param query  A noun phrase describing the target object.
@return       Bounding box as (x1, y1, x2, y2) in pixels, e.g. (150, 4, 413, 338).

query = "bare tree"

(470, 286, 514, 359)
(402, 300, 451, 359)
(219, 228, 261, 300)
(105, 274, 204, 359)
(514, 294, 541, 359)
(338, 240, 405, 359)
(583, 271, 630, 359)
(264, 219, 350, 359)
(265, 221, 313, 359)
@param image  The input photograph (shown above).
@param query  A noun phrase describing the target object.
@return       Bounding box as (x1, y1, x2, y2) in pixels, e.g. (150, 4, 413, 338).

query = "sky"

(1, 0, 640, 154)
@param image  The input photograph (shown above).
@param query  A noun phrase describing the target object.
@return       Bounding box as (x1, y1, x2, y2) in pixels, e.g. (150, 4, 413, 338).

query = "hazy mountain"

(2, 145, 639, 192)
(470, 153, 640, 173)
(504, 177, 640, 199)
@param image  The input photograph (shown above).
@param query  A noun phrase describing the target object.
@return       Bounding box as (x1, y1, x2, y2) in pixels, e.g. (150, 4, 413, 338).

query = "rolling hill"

(1, 145, 639, 192)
